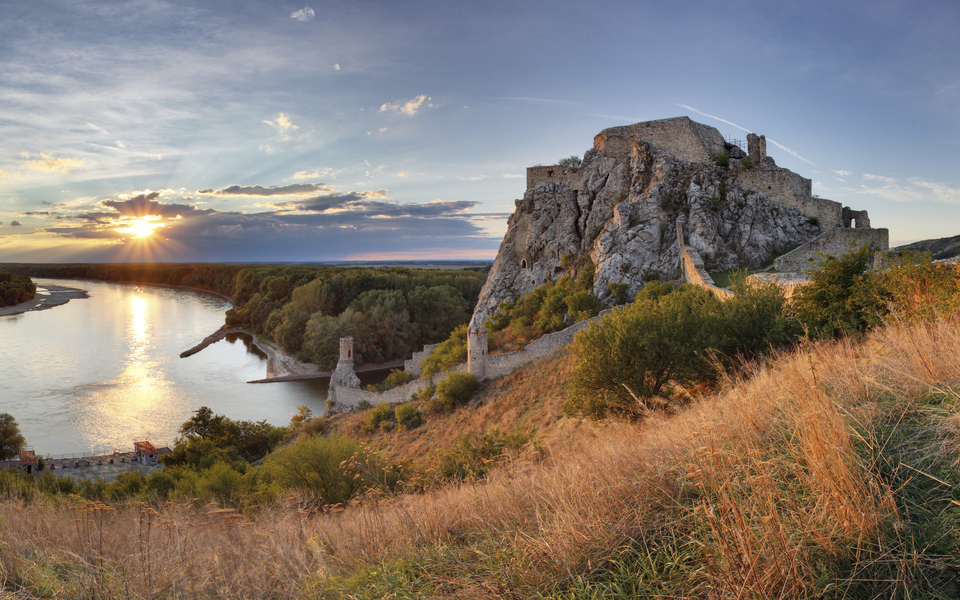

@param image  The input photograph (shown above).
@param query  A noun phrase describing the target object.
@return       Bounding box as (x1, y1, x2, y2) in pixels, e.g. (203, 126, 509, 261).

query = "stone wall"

(404, 343, 438, 377)
(593, 116, 725, 164)
(331, 309, 614, 410)
(736, 169, 843, 228)
(526, 166, 581, 191)
(774, 227, 890, 273)
(677, 221, 734, 300)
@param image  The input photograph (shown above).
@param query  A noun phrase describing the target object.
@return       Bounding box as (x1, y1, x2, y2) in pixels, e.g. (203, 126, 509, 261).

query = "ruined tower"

(467, 325, 488, 380)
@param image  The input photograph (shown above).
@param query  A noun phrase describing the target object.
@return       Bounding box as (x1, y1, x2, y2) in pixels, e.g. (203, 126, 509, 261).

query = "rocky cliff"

(471, 120, 823, 327)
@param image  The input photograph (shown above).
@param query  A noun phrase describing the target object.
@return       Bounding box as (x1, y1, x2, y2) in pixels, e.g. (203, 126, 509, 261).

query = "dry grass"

(331, 349, 579, 463)
(0, 497, 320, 599)
(4, 317, 960, 598)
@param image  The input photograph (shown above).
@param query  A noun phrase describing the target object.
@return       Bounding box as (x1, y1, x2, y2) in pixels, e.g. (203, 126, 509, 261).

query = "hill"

(897, 233, 960, 260)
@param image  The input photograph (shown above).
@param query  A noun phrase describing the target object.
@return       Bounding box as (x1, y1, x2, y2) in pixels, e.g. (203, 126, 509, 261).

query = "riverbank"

(0, 284, 89, 317)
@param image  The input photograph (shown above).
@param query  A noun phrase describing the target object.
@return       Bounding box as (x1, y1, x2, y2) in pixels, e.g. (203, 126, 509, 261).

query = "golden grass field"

(3, 315, 960, 598)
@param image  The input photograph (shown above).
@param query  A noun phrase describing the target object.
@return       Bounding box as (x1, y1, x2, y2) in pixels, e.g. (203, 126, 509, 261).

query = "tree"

(0, 413, 26, 460)
(558, 155, 583, 167)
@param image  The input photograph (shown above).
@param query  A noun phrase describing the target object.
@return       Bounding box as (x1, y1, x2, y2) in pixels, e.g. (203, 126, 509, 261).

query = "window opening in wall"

(547, 170, 554, 177)
(850, 218, 856, 229)
(520, 259, 527, 269)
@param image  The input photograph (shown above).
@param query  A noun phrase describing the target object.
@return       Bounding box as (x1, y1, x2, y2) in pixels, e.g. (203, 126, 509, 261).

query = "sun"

(119, 217, 161, 238)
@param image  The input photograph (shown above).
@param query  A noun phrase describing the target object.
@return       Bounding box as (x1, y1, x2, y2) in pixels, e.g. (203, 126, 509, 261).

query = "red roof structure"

(134, 441, 158, 455)
(19, 449, 38, 466)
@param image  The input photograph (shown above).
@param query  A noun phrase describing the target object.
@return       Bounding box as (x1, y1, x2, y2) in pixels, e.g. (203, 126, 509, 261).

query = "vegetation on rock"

(0, 269, 36, 307)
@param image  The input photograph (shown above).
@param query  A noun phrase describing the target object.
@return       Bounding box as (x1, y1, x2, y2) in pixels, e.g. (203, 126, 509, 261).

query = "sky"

(3, 0, 960, 263)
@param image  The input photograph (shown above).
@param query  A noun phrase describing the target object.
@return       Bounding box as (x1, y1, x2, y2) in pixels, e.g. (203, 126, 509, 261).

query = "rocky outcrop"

(471, 127, 822, 327)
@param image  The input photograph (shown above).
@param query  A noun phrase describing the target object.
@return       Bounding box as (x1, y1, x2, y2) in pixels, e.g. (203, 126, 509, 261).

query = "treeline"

(0, 269, 36, 307)
(0, 263, 244, 298)
(1, 262, 488, 369)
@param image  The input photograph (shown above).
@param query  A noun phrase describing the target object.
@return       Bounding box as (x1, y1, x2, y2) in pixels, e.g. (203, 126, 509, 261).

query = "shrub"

(412, 383, 436, 403)
(564, 283, 721, 419)
(715, 271, 800, 364)
(429, 372, 478, 413)
(361, 403, 395, 434)
(394, 403, 422, 429)
(740, 156, 753, 169)
(420, 324, 469, 377)
(791, 245, 888, 338)
(715, 150, 729, 167)
(557, 155, 582, 167)
(263, 434, 388, 505)
(879, 250, 960, 321)
(365, 368, 413, 393)
(607, 281, 630, 305)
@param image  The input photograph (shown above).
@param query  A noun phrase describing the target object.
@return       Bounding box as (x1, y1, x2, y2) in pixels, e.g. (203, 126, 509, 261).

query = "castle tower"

(467, 325, 488, 381)
(328, 336, 361, 409)
(338, 337, 354, 364)
(747, 133, 766, 165)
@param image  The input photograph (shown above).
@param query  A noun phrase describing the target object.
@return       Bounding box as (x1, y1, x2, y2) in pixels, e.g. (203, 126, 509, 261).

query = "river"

(0, 279, 380, 456)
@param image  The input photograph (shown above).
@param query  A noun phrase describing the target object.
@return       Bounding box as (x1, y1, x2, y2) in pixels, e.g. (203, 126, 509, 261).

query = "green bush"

(428, 372, 478, 414)
(740, 157, 754, 169)
(361, 403, 395, 434)
(263, 434, 391, 505)
(365, 368, 413, 393)
(564, 283, 722, 419)
(715, 150, 729, 167)
(791, 245, 888, 338)
(394, 403, 422, 429)
(607, 281, 630, 305)
(715, 271, 800, 364)
(420, 324, 469, 377)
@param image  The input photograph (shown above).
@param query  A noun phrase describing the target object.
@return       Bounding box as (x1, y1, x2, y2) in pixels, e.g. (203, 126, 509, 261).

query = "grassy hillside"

(3, 252, 960, 598)
(2, 315, 960, 598)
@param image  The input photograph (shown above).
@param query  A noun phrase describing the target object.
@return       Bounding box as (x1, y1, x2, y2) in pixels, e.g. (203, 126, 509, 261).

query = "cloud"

(10, 221, 22, 227)
(832, 169, 851, 177)
(291, 7, 315, 22)
(101, 192, 211, 219)
(198, 183, 330, 196)
(503, 174, 524, 179)
(334, 63, 340, 70)
(864, 173, 896, 184)
(20, 152, 84, 173)
(263, 113, 299, 133)
(293, 171, 320, 179)
(380, 95, 431, 116)
(19, 211, 50, 216)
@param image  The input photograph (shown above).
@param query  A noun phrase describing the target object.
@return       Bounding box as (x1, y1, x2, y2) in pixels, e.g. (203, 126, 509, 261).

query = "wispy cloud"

(290, 7, 315, 22)
(502, 174, 524, 179)
(20, 152, 84, 173)
(380, 95, 432, 116)
(854, 173, 960, 204)
(292, 171, 320, 179)
(833, 169, 851, 177)
(10, 221, 22, 227)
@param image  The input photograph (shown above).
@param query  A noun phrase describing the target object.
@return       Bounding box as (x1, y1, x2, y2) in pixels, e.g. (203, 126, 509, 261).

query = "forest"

(0, 268, 36, 307)
(1, 263, 488, 368)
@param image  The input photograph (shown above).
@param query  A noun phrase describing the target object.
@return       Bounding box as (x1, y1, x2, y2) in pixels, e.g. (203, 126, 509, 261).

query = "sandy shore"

(0, 284, 89, 317)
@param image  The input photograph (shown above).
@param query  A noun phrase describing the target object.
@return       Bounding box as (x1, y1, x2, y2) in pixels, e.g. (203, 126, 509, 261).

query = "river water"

(0, 279, 355, 456)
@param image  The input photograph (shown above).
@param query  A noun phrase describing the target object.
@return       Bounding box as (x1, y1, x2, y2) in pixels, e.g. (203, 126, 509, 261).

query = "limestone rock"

(471, 138, 820, 327)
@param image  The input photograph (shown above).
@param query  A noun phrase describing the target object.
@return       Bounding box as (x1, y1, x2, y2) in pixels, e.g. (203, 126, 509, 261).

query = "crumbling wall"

(526, 166, 581, 190)
(774, 228, 890, 273)
(593, 116, 725, 164)
(736, 169, 843, 228)
(676, 221, 734, 300)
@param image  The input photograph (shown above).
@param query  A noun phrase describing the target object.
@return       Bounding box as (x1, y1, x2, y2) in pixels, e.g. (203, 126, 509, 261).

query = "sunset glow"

(120, 218, 160, 238)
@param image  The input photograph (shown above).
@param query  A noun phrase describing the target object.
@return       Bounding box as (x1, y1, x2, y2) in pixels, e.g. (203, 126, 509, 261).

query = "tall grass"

(3, 317, 960, 598)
